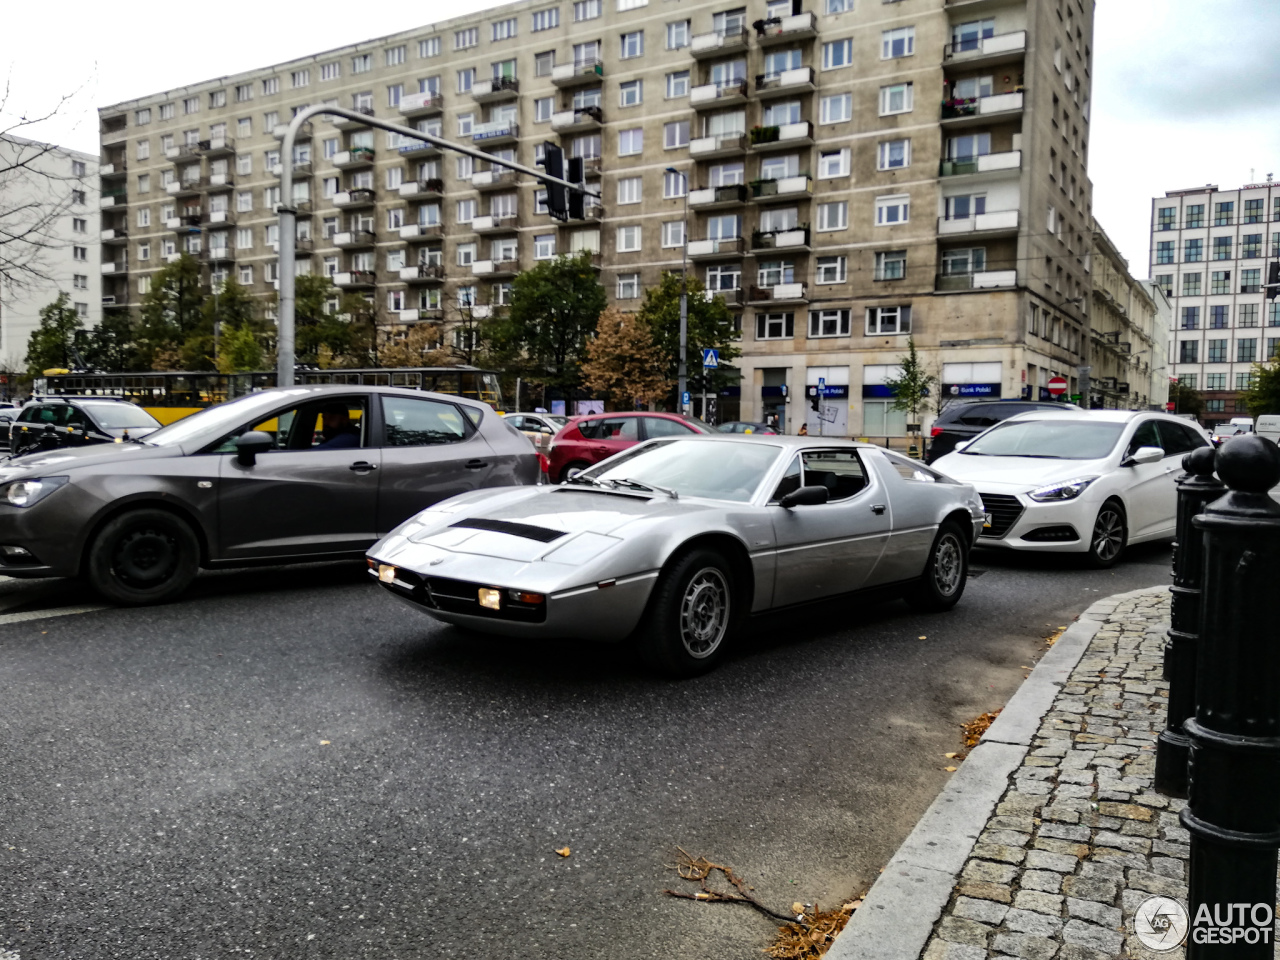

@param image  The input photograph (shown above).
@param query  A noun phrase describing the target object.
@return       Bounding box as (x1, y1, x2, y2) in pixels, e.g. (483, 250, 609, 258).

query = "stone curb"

(825, 585, 1169, 960)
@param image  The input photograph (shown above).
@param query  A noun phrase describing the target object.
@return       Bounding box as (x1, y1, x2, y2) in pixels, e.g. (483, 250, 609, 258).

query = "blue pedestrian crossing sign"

(681, 391, 691, 405)
(702, 348, 719, 369)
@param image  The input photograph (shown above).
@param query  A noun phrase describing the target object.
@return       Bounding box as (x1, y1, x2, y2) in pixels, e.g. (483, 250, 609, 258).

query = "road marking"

(0, 605, 108, 626)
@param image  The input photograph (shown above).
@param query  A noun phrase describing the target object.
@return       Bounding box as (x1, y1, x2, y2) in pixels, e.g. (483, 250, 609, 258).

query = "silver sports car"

(367, 436, 986, 675)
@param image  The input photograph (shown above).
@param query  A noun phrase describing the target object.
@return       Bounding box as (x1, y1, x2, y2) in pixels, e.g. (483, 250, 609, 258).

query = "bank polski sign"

(943, 382, 1000, 398)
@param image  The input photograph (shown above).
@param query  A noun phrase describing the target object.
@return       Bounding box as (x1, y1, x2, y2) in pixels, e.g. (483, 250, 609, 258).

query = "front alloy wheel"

(637, 548, 737, 677)
(1087, 503, 1126, 568)
(679, 567, 730, 660)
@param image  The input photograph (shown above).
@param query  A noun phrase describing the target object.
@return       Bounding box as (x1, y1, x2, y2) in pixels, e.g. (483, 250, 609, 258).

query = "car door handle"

(465, 459, 487, 470)
(349, 461, 378, 473)
(871, 504, 886, 515)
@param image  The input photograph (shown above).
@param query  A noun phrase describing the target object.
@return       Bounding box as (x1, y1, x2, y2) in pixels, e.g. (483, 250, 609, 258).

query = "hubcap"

(933, 534, 964, 596)
(113, 526, 178, 587)
(679, 567, 730, 659)
(1092, 509, 1124, 562)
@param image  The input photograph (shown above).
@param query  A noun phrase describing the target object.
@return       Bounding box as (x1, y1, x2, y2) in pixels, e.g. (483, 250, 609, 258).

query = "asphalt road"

(0, 541, 1171, 960)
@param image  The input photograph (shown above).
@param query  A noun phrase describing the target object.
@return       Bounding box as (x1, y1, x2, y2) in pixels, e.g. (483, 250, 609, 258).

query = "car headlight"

(3, 477, 70, 507)
(1028, 477, 1097, 502)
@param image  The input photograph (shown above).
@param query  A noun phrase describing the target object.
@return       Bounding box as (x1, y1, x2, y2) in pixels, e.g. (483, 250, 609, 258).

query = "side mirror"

(954, 440, 972, 452)
(1123, 445, 1164, 466)
(234, 430, 274, 467)
(779, 485, 830, 509)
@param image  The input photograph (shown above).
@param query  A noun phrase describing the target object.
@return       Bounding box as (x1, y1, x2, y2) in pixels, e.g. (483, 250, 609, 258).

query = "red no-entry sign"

(1047, 376, 1068, 396)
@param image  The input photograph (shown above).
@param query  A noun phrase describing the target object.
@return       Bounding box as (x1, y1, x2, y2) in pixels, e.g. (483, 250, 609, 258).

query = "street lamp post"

(667, 167, 689, 414)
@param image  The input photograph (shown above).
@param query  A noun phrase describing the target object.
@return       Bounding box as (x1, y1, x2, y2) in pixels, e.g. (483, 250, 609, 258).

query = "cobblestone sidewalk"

(921, 588, 1189, 960)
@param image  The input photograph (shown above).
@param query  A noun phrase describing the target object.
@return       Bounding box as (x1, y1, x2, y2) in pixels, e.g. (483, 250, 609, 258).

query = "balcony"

(100, 122, 128, 146)
(399, 223, 445, 241)
(944, 30, 1027, 66)
(689, 133, 747, 159)
(100, 227, 128, 244)
(938, 150, 1022, 177)
(937, 209, 1020, 237)
(568, 250, 603, 269)
(687, 237, 744, 260)
(201, 135, 235, 156)
(467, 304, 494, 319)
(399, 91, 444, 118)
(748, 282, 807, 304)
(332, 189, 377, 209)
(166, 178, 207, 197)
(579, 156, 603, 178)
(100, 261, 127, 275)
(472, 214, 518, 234)
(471, 259, 519, 278)
(935, 270, 1017, 291)
(755, 67, 815, 99)
(398, 137, 441, 159)
(166, 214, 204, 231)
(271, 161, 313, 177)
(690, 79, 748, 108)
(471, 168, 519, 191)
(941, 91, 1025, 126)
(398, 178, 444, 199)
(164, 253, 186, 264)
(334, 270, 376, 288)
(551, 59, 604, 87)
(752, 227, 810, 251)
(273, 121, 313, 140)
(334, 107, 376, 130)
(750, 175, 812, 200)
(207, 172, 235, 191)
(706, 286, 744, 307)
(334, 229, 377, 248)
(164, 143, 201, 161)
(750, 122, 813, 150)
(398, 307, 445, 323)
(472, 120, 519, 145)
(99, 162, 126, 178)
(100, 190, 127, 209)
(551, 106, 603, 132)
(756, 11, 816, 44)
(333, 147, 375, 169)
(206, 210, 237, 228)
(689, 184, 748, 209)
(691, 28, 749, 58)
(399, 264, 446, 284)
(202, 246, 235, 264)
(472, 77, 519, 102)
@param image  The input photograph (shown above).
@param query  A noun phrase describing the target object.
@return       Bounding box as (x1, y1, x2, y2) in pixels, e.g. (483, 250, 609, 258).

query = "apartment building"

(0, 135, 100, 372)
(1150, 180, 1280, 420)
(1088, 222, 1165, 411)
(98, 0, 1093, 433)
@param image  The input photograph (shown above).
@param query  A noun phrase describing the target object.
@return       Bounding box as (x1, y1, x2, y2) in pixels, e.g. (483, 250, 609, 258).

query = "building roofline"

(0, 132, 99, 164)
(1163, 185, 1219, 197)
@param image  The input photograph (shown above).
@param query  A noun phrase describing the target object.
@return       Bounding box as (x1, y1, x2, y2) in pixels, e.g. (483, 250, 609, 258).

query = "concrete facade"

(97, 0, 1093, 433)
(1087, 222, 1164, 411)
(0, 135, 100, 374)
(1150, 180, 1280, 423)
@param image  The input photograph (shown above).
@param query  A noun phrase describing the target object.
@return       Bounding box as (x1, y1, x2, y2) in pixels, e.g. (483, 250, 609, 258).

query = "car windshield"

(81, 402, 160, 430)
(142, 390, 314, 446)
(586, 439, 780, 501)
(962, 419, 1126, 460)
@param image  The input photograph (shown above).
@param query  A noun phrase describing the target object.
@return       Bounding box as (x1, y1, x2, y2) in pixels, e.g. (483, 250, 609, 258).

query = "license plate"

(378, 564, 397, 583)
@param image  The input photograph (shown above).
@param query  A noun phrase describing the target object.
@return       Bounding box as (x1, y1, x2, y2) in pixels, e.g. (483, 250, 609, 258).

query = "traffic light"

(567, 156, 585, 219)
(1267, 261, 1280, 300)
(540, 142, 568, 220)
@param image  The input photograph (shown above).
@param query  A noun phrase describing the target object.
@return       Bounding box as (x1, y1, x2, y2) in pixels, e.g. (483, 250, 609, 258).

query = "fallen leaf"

(944, 766, 958, 772)
(944, 752, 958, 759)
(792, 902, 805, 914)
(319, 740, 331, 746)
(555, 846, 571, 857)
(918, 635, 927, 640)
(695, 892, 711, 900)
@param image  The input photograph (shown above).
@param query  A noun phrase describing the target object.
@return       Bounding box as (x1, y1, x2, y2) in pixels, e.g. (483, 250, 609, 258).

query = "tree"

(82, 310, 141, 371)
(582, 308, 669, 410)
(1168, 379, 1205, 419)
(135, 254, 207, 369)
(286, 274, 375, 366)
(489, 252, 606, 397)
(380, 322, 451, 368)
(1243, 362, 1280, 419)
(23, 292, 81, 375)
(886, 337, 937, 425)
(635, 272, 741, 402)
(215, 322, 264, 373)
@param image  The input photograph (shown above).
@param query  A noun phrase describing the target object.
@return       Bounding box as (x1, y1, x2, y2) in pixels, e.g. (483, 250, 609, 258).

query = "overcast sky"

(4, 0, 1277, 274)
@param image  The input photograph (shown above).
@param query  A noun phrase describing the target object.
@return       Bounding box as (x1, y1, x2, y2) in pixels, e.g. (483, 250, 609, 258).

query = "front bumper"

(975, 490, 1094, 554)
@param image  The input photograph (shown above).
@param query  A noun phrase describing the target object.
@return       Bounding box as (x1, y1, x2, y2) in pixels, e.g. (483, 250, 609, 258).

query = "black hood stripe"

(449, 517, 568, 543)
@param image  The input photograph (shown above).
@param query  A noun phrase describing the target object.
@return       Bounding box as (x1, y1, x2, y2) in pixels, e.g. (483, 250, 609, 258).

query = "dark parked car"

(547, 412, 713, 482)
(926, 400, 1082, 464)
(715, 421, 779, 435)
(0, 385, 538, 605)
(10, 397, 161, 456)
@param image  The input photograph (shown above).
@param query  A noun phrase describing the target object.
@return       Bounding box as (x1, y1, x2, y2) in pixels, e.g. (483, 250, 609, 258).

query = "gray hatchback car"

(0, 385, 538, 604)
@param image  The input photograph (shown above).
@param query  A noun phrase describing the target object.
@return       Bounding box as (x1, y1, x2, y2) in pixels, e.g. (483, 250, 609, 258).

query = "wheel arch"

(942, 508, 976, 546)
(79, 498, 211, 576)
(668, 532, 756, 618)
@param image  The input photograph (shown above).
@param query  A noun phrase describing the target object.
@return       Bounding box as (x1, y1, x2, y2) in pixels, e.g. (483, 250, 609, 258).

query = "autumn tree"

(214, 322, 264, 373)
(887, 337, 937, 424)
(1243, 361, 1280, 418)
(23, 292, 82, 375)
(380, 322, 451, 368)
(635, 272, 741, 402)
(582, 308, 669, 410)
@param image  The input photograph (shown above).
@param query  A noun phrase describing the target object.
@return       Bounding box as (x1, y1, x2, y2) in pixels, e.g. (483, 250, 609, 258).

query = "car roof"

(629, 434, 886, 452)
(241, 383, 492, 409)
(573, 410, 697, 421)
(1001, 409, 1186, 425)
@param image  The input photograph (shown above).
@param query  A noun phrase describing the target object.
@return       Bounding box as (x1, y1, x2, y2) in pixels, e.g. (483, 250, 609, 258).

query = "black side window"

(800, 450, 868, 501)
(1127, 420, 1162, 455)
(1180, 423, 1210, 450)
(1156, 421, 1196, 456)
(770, 456, 802, 501)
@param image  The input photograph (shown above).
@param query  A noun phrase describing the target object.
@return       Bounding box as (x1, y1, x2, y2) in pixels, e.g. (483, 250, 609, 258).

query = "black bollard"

(1154, 445, 1224, 798)
(1182, 436, 1280, 957)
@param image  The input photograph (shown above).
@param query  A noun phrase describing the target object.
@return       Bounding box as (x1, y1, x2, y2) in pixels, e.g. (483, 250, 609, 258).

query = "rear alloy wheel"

(1086, 501, 1127, 569)
(906, 521, 969, 612)
(86, 508, 200, 605)
(559, 461, 591, 483)
(638, 548, 735, 677)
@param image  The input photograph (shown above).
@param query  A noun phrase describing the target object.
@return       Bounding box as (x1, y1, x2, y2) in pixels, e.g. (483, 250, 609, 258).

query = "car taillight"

(537, 453, 550, 474)
(931, 426, 944, 437)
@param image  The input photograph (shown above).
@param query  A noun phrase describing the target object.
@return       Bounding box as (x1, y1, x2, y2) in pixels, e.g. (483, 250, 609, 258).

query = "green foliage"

(887, 337, 937, 423)
(1168, 379, 1205, 419)
(635, 272, 741, 398)
(288, 274, 377, 365)
(24, 293, 82, 375)
(82, 311, 140, 371)
(136, 254, 209, 369)
(215, 322, 265, 374)
(1243, 362, 1280, 419)
(490, 251, 607, 396)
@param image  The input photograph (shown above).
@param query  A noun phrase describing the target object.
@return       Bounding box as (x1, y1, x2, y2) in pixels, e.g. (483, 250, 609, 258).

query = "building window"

(816, 256, 846, 284)
(875, 195, 910, 225)
(1180, 306, 1200, 330)
(941, 247, 985, 275)
(261, 78, 279, 96)
(1239, 304, 1259, 327)
(1209, 305, 1228, 329)
(138, 242, 150, 259)
(664, 121, 689, 149)
(618, 128, 643, 155)
(826, 0, 852, 10)
(867, 306, 911, 335)
(1205, 373, 1226, 390)
(183, 96, 200, 114)
(535, 52, 555, 77)
(1185, 204, 1205, 228)
(1181, 273, 1202, 296)
(1214, 201, 1234, 226)
(1156, 206, 1176, 230)
(387, 84, 404, 107)
(135, 108, 151, 125)
(818, 93, 852, 125)
(877, 139, 910, 170)
(1154, 274, 1173, 297)
(1270, 303, 1280, 327)
(534, 98, 554, 122)
(532, 7, 559, 31)
(574, 0, 601, 19)
(617, 177, 642, 204)
(706, 264, 740, 292)
(159, 103, 175, 120)
(619, 80, 643, 107)
(72, 246, 87, 261)
(617, 273, 640, 298)
(291, 70, 310, 88)
(455, 28, 478, 50)
(663, 170, 687, 198)
(666, 71, 690, 98)
(667, 20, 690, 49)
(621, 31, 644, 58)
(1155, 241, 1174, 264)
(875, 250, 907, 280)
(756, 313, 794, 340)
(533, 233, 557, 259)
(822, 39, 852, 70)
(1179, 373, 1198, 389)
(418, 37, 441, 58)
(72, 217, 87, 233)
(817, 201, 848, 231)
(881, 27, 915, 59)
(1212, 236, 1233, 260)
(1209, 271, 1229, 295)
(661, 220, 685, 248)
(491, 18, 517, 41)
(1205, 399, 1226, 413)
(816, 148, 850, 179)
(137, 208, 150, 227)
(1184, 238, 1203, 262)
(137, 174, 150, 193)
(457, 199, 477, 222)
(457, 70, 475, 94)
(879, 83, 913, 115)
(384, 45, 406, 66)
(1242, 268, 1262, 293)
(1242, 234, 1263, 258)
(617, 225, 641, 251)
(1238, 338, 1258, 363)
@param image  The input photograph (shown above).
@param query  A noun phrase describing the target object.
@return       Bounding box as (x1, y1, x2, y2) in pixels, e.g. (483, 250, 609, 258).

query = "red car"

(547, 411, 713, 482)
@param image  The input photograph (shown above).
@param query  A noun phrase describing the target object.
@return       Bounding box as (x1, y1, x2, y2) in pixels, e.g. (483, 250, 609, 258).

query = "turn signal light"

(508, 590, 545, 604)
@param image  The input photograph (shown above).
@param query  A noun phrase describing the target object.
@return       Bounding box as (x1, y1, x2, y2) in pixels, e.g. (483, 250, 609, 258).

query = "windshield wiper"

(603, 477, 679, 499)
(564, 473, 605, 486)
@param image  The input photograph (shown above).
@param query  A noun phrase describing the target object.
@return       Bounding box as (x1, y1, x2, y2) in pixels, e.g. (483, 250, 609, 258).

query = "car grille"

(978, 493, 1024, 539)
(381, 568, 546, 623)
